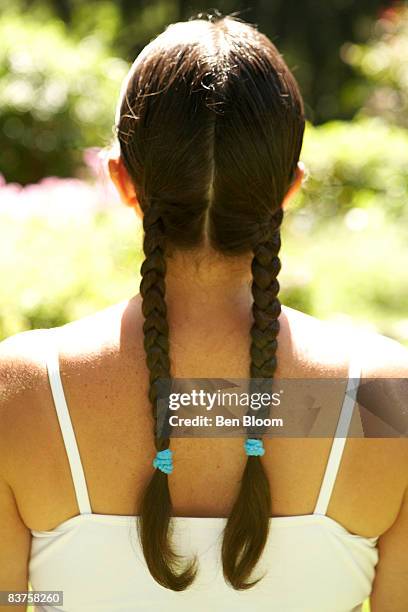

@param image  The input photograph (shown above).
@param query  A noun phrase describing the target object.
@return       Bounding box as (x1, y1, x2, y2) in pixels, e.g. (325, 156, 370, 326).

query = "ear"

(282, 161, 305, 209)
(108, 156, 143, 218)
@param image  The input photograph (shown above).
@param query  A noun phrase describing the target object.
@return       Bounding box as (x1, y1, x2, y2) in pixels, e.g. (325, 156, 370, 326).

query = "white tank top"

(29, 329, 379, 611)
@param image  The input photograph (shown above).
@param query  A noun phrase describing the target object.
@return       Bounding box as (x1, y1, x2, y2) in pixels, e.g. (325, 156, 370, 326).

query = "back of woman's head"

(115, 12, 305, 592)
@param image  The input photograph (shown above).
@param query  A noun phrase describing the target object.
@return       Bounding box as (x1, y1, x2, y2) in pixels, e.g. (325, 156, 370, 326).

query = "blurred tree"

(2, 0, 394, 124)
(0, 10, 128, 184)
(52, 0, 72, 23)
(341, 2, 408, 128)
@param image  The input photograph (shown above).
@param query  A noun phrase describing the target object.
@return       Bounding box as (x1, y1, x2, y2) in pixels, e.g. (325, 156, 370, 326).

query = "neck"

(164, 246, 254, 320)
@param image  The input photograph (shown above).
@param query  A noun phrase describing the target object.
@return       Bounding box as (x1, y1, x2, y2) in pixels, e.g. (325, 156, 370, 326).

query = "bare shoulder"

(0, 302, 133, 475)
(356, 328, 408, 376)
(0, 329, 51, 477)
(47, 297, 141, 358)
(283, 306, 408, 484)
(282, 304, 408, 378)
(0, 296, 141, 406)
(0, 328, 48, 400)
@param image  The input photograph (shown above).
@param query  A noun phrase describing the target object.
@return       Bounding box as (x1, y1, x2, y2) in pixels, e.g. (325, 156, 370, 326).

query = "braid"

(221, 206, 284, 590)
(250, 206, 283, 379)
(140, 204, 170, 449)
(137, 202, 197, 591)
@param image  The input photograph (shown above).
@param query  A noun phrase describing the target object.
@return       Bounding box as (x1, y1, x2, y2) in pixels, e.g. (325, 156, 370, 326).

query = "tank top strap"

(313, 353, 362, 516)
(43, 328, 92, 515)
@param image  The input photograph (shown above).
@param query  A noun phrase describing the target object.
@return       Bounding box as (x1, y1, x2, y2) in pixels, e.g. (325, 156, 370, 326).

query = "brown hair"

(116, 11, 305, 591)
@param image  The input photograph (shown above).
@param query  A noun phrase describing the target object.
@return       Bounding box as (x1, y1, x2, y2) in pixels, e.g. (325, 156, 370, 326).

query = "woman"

(1, 12, 407, 612)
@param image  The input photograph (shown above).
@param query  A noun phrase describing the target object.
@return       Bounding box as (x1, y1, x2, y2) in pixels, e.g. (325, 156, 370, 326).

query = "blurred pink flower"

(0, 165, 121, 223)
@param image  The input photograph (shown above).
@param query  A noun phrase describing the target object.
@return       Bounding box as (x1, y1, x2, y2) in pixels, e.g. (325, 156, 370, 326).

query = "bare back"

(3, 298, 408, 542)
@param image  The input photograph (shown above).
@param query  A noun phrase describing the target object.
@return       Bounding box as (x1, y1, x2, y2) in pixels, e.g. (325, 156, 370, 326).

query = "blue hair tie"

(153, 448, 173, 474)
(245, 438, 265, 457)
